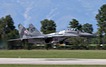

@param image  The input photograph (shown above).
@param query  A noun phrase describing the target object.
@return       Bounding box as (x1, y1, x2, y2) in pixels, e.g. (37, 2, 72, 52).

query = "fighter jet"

(8, 24, 94, 49)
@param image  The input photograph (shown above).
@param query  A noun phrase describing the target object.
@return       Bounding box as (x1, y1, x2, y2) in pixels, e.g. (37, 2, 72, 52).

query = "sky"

(0, 0, 105, 32)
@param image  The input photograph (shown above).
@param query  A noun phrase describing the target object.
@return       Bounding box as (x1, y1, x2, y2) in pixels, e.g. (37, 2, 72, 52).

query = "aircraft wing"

(79, 32, 94, 37)
(48, 33, 78, 37)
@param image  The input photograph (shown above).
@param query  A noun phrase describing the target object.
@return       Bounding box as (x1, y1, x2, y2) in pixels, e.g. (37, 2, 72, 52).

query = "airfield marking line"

(0, 58, 106, 65)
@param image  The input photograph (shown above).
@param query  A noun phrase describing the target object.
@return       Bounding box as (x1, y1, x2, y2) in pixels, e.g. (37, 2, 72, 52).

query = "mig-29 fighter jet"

(8, 24, 94, 49)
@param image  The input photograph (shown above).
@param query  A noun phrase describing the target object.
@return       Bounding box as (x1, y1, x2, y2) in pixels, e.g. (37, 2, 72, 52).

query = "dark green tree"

(69, 19, 79, 31)
(0, 19, 6, 48)
(66, 37, 88, 49)
(3, 15, 19, 39)
(7, 29, 19, 39)
(0, 18, 4, 34)
(40, 19, 56, 34)
(5, 15, 15, 33)
(96, 4, 106, 44)
(0, 15, 19, 49)
(82, 23, 93, 33)
(77, 24, 82, 32)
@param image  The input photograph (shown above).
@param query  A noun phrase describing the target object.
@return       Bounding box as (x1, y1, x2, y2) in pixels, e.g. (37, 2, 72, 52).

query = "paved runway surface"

(0, 58, 106, 65)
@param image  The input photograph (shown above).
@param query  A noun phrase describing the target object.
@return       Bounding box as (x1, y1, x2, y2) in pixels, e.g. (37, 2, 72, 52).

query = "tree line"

(0, 4, 106, 49)
(41, 19, 93, 34)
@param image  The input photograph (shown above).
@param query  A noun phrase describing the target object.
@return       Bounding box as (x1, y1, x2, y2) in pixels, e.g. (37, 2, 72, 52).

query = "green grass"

(0, 65, 106, 67)
(0, 50, 106, 58)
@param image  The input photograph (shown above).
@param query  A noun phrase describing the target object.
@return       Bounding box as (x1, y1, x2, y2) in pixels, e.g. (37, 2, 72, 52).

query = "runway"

(0, 58, 106, 65)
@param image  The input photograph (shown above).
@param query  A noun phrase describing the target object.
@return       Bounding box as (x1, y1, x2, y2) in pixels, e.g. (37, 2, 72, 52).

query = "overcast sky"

(0, 0, 105, 32)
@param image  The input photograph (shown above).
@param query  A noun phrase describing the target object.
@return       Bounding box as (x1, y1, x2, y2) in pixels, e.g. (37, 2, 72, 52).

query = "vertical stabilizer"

(18, 24, 27, 38)
(29, 24, 42, 36)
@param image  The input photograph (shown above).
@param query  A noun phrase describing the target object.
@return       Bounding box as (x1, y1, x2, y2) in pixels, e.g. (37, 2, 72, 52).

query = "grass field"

(0, 65, 106, 67)
(0, 50, 106, 58)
